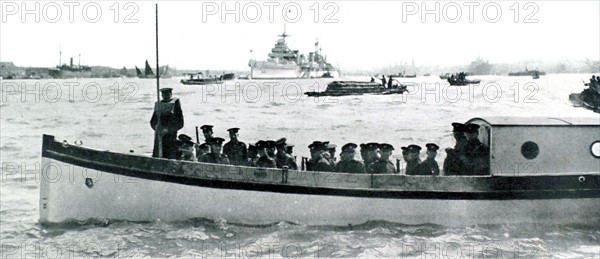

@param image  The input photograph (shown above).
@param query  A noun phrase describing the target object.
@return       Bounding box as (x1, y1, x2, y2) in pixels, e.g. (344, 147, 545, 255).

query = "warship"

(248, 26, 339, 79)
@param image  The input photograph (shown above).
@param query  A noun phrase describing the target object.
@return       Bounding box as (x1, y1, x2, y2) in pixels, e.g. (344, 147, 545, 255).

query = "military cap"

(465, 124, 480, 133)
(275, 138, 287, 147)
(407, 144, 422, 152)
(248, 144, 257, 151)
(264, 140, 276, 148)
(159, 88, 173, 93)
(198, 143, 209, 149)
(308, 141, 324, 149)
(342, 143, 358, 152)
(178, 134, 193, 142)
(366, 142, 380, 150)
(227, 128, 240, 133)
(200, 125, 214, 131)
(451, 122, 466, 133)
(360, 143, 366, 149)
(208, 137, 225, 145)
(426, 143, 440, 151)
(255, 140, 266, 148)
(379, 143, 394, 151)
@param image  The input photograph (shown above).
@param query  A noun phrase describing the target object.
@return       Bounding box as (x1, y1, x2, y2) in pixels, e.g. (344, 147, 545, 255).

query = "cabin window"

(521, 141, 539, 160)
(591, 141, 600, 158)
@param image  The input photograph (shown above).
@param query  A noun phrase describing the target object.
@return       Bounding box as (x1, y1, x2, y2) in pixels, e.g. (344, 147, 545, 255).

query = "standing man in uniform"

(200, 137, 230, 164)
(404, 144, 422, 175)
(418, 143, 440, 175)
(150, 88, 184, 159)
(461, 124, 490, 175)
(223, 128, 247, 165)
(444, 122, 467, 175)
(275, 138, 298, 170)
(368, 143, 396, 174)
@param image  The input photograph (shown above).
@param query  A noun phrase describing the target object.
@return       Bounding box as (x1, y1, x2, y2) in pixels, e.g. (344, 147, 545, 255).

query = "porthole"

(521, 141, 539, 160)
(591, 141, 600, 158)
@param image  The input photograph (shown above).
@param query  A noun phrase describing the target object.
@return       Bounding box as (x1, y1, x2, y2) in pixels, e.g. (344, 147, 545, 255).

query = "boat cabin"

(467, 117, 600, 176)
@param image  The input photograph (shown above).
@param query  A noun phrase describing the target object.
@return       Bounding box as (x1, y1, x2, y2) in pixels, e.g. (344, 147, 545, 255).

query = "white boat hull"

(40, 157, 600, 226)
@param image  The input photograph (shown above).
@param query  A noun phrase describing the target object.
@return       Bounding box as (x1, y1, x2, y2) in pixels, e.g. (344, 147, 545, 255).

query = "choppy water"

(1, 74, 599, 258)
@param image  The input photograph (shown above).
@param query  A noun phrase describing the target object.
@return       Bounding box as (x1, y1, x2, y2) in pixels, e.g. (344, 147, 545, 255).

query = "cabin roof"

(467, 117, 599, 126)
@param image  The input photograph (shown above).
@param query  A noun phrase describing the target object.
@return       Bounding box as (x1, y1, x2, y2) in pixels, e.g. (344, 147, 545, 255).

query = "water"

(1, 75, 599, 258)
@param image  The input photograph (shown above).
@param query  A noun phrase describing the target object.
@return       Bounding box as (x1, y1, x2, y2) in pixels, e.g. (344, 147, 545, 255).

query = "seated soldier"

(275, 138, 298, 170)
(196, 143, 210, 162)
(417, 143, 440, 175)
(404, 144, 422, 175)
(368, 143, 396, 174)
(255, 140, 277, 168)
(306, 141, 335, 172)
(364, 142, 380, 172)
(177, 134, 197, 161)
(335, 143, 366, 174)
(200, 137, 230, 164)
(246, 143, 259, 167)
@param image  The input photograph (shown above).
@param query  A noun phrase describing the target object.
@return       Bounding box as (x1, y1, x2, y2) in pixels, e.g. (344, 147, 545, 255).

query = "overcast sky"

(1, 1, 598, 70)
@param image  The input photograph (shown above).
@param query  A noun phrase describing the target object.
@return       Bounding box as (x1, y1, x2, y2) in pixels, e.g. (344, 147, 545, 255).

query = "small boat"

(180, 72, 235, 85)
(447, 77, 481, 86)
(570, 82, 600, 112)
(508, 68, 546, 77)
(39, 117, 600, 226)
(304, 81, 408, 97)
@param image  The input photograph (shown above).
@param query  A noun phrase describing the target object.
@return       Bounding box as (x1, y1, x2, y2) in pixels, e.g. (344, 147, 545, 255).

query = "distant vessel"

(248, 26, 339, 79)
(48, 52, 92, 79)
(136, 60, 155, 78)
(508, 68, 546, 76)
(180, 72, 235, 85)
(569, 80, 600, 112)
(447, 72, 481, 86)
(305, 81, 408, 97)
(136, 60, 172, 79)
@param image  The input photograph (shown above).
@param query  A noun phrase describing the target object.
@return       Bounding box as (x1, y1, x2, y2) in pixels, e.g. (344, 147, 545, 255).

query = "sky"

(1, 1, 599, 71)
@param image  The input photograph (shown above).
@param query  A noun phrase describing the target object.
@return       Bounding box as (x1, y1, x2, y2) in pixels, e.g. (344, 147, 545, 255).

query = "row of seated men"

(173, 122, 489, 176)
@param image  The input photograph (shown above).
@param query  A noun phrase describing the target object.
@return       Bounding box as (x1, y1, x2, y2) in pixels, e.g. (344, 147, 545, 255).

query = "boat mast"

(155, 4, 162, 157)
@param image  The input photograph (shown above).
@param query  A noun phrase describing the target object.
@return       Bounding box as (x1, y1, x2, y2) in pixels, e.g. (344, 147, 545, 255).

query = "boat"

(508, 68, 546, 77)
(569, 81, 600, 112)
(304, 81, 408, 97)
(136, 60, 155, 79)
(180, 72, 235, 85)
(447, 75, 481, 86)
(48, 57, 93, 79)
(394, 72, 417, 78)
(38, 117, 600, 226)
(248, 26, 339, 79)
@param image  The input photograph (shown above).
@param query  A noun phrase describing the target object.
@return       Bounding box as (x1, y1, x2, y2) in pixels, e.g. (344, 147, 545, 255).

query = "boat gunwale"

(41, 135, 600, 200)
